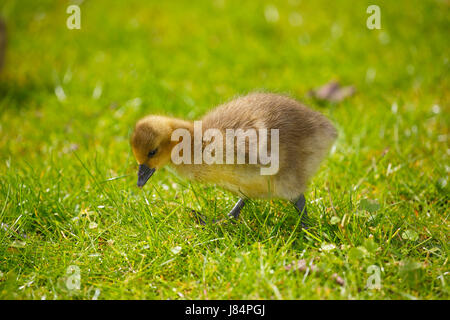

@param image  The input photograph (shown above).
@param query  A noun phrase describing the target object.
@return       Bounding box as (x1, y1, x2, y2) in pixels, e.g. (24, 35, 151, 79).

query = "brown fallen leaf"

(284, 259, 345, 286)
(284, 259, 318, 272)
(308, 80, 356, 103)
(331, 273, 345, 286)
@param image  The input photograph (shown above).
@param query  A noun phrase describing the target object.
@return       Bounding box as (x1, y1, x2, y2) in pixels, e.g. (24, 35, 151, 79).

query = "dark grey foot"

(192, 210, 207, 225)
(228, 198, 246, 220)
(192, 198, 246, 225)
(294, 194, 309, 228)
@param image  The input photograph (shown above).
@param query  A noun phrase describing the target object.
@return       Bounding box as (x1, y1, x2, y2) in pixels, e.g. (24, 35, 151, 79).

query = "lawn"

(0, 0, 448, 299)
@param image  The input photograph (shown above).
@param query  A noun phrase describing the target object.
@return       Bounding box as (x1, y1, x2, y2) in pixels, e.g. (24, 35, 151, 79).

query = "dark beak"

(137, 164, 155, 188)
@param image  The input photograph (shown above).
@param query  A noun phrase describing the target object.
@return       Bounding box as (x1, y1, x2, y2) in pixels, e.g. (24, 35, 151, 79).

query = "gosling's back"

(175, 93, 337, 200)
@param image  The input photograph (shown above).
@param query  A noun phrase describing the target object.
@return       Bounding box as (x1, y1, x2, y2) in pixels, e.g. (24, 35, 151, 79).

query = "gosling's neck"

(167, 117, 194, 135)
(166, 118, 206, 177)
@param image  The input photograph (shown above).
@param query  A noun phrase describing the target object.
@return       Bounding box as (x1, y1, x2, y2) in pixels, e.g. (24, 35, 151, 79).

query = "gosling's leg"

(294, 194, 309, 228)
(227, 198, 246, 220)
(192, 210, 207, 225)
(192, 198, 246, 225)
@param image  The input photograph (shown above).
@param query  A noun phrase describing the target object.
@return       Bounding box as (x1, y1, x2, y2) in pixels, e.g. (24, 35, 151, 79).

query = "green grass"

(0, 0, 448, 299)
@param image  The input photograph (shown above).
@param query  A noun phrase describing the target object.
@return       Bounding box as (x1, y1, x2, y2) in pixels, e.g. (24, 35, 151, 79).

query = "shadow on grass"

(0, 77, 53, 113)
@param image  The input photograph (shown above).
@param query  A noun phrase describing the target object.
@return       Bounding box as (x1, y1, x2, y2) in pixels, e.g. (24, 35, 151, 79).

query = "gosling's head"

(130, 115, 176, 187)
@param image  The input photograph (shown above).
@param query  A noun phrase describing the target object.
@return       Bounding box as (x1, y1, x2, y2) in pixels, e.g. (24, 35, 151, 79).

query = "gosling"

(130, 92, 337, 226)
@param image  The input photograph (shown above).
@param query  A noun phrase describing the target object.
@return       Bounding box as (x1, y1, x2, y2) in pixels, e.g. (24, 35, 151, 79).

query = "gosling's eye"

(148, 148, 158, 158)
